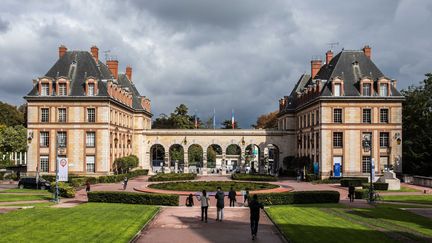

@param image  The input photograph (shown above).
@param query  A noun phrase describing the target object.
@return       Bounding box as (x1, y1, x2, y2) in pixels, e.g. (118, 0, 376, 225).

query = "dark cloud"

(0, 0, 431, 127)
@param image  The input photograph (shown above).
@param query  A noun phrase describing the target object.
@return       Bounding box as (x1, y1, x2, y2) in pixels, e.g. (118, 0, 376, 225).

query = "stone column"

(221, 151, 227, 175)
(202, 149, 207, 175)
(240, 147, 246, 173)
(184, 151, 189, 173)
(164, 151, 170, 173)
(175, 160, 178, 173)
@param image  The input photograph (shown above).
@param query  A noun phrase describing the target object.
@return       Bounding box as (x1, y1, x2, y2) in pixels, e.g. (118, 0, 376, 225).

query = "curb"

(129, 207, 162, 243)
(264, 208, 290, 243)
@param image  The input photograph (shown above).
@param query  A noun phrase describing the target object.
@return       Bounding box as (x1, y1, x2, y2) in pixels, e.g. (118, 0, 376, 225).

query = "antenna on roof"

(103, 50, 111, 62)
(327, 42, 339, 51)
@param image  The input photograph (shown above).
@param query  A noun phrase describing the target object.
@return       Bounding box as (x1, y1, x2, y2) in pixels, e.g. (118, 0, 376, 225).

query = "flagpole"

(213, 108, 216, 130)
(232, 109, 235, 130)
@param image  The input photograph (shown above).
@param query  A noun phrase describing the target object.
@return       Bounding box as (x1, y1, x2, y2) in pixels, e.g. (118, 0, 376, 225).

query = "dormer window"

(85, 78, 98, 96)
(58, 83, 67, 96)
(88, 83, 95, 96)
(332, 78, 344, 96)
(41, 83, 49, 96)
(363, 83, 371, 96)
(334, 83, 341, 96)
(379, 83, 388, 96)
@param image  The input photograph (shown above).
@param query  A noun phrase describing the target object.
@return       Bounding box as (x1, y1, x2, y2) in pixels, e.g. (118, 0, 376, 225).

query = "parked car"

(18, 177, 51, 190)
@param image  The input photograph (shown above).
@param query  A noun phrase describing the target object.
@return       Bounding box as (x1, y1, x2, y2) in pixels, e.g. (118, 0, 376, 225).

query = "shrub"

(41, 175, 56, 182)
(148, 181, 278, 192)
(49, 182, 76, 198)
(312, 178, 341, 184)
(0, 171, 5, 180)
(4, 173, 18, 181)
(362, 182, 389, 191)
(305, 174, 318, 182)
(87, 191, 178, 206)
(354, 189, 368, 199)
(340, 177, 368, 187)
(149, 173, 196, 182)
(231, 173, 277, 182)
(255, 191, 340, 205)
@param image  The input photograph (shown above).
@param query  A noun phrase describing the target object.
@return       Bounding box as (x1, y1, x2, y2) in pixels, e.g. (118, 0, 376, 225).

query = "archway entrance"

(245, 144, 260, 174)
(226, 144, 241, 173)
(169, 144, 184, 173)
(150, 144, 165, 173)
(207, 144, 222, 174)
(265, 144, 280, 175)
(188, 144, 203, 174)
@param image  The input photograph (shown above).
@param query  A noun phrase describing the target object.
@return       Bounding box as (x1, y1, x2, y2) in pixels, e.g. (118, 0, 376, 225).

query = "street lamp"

(54, 134, 65, 204)
(362, 135, 374, 203)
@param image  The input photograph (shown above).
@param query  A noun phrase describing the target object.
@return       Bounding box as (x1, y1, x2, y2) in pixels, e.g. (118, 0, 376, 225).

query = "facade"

(277, 46, 404, 178)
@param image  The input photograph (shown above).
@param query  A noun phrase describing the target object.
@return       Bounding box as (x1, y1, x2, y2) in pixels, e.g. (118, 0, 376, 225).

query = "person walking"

(348, 185, 355, 202)
(228, 187, 237, 207)
(215, 187, 225, 221)
(196, 190, 210, 222)
(249, 194, 264, 240)
(123, 177, 128, 190)
(244, 189, 250, 206)
(85, 181, 91, 192)
(186, 193, 194, 207)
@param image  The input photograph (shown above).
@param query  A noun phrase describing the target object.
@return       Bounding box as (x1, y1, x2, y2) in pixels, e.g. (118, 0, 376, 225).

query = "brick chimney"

(125, 65, 132, 81)
(326, 50, 333, 64)
(59, 45, 67, 58)
(363, 45, 371, 59)
(311, 59, 322, 79)
(91, 46, 99, 63)
(106, 60, 119, 79)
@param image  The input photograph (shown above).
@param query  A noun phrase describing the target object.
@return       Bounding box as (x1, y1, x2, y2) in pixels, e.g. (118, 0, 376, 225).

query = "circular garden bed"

(148, 181, 279, 192)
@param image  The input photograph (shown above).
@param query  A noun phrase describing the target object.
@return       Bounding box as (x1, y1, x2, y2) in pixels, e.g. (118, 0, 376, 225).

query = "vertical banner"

(58, 158, 68, 182)
(371, 158, 375, 180)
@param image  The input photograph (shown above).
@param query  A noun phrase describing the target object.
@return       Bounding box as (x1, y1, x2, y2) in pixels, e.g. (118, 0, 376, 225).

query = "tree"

(401, 73, 432, 176)
(226, 144, 241, 155)
(170, 145, 184, 162)
(221, 120, 240, 129)
(0, 125, 27, 152)
(253, 110, 278, 129)
(152, 104, 195, 129)
(188, 144, 203, 166)
(0, 101, 25, 127)
(113, 155, 139, 174)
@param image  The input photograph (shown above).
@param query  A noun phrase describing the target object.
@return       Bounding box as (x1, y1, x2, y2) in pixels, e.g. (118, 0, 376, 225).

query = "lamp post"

(362, 135, 374, 203)
(54, 134, 65, 204)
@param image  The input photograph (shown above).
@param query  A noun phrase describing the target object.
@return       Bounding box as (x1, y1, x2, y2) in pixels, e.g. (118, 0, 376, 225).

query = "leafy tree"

(188, 144, 203, 166)
(221, 120, 240, 129)
(170, 145, 184, 162)
(0, 125, 27, 152)
(226, 144, 241, 155)
(207, 145, 216, 163)
(152, 104, 196, 129)
(0, 101, 25, 127)
(152, 114, 174, 128)
(401, 73, 432, 176)
(113, 155, 139, 174)
(253, 110, 278, 129)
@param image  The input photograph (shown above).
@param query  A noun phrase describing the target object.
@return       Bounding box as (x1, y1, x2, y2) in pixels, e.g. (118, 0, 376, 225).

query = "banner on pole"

(58, 158, 68, 182)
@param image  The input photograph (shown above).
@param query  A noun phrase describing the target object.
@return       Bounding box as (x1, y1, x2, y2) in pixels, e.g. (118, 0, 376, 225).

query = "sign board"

(371, 158, 375, 179)
(333, 157, 342, 177)
(313, 162, 319, 174)
(57, 158, 68, 182)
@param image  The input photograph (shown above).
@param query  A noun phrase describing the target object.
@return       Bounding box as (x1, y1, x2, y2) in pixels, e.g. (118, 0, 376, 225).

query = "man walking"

(228, 187, 237, 207)
(123, 177, 128, 190)
(215, 187, 225, 221)
(249, 194, 264, 240)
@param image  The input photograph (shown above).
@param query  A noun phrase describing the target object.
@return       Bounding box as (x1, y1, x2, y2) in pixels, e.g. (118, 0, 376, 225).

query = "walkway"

(135, 207, 285, 243)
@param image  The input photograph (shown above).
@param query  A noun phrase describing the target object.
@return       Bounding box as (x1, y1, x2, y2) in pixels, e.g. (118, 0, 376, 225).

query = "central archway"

(226, 144, 241, 173)
(245, 144, 260, 174)
(207, 144, 222, 174)
(169, 144, 184, 173)
(188, 144, 203, 174)
(150, 144, 165, 173)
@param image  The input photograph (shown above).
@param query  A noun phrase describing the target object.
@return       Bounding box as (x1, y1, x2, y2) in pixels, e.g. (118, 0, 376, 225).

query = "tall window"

(380, 132, 389, 147)
(316, 132, 319, 148)
(58, 108, 67, 122)
(58, 83, 67, 96)
(57, 132, 67, 147)
(88, 83, 95, 96)
(362, 156, 371, 173)
(311, 113, 315, 126)
(334, 83, 341, 96)
(363, 83, 371, 96)
(333, 109, 342, 123)
(380, 109, 389, 123)
(362, 109, 371, 123)
(86, 132, 95, 147)
(41, 108, 49, 123)
(87, 108, 96, 122)
(40, 156, 49, 172)
(307, 113, 310, 127)
(316, 111, 319, 124)
(41, 83, 49, 96)
(333, 132, 343, 148)
(379, 83, 388, 96)
(86, 156, 95, 173)
(40, 132, 49, 147)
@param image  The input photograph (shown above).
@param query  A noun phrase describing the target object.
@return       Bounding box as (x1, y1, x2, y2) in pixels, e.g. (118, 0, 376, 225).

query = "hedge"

(49, 182, 76, 198)
(362, 182, 389, 191)
(354, 189, 368, 199)
(231, 173, 277, 182)
(87, 191, 178, 206)
(340, 177, 368, 187)
(312, 178, 341, 184)
(255, 190, 340, 205)
(148, 173, 197, 182)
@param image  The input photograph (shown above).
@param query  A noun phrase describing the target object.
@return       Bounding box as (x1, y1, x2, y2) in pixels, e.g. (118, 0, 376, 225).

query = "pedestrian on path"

(186, 193, 194, 207)
(244, 189, 250, 206)
(85, 181, 91, 192)
(228, 187, 237, 207)
(348, 185, 355, 202)
(123, 177, 128, 190)
(249, 194, 264, 241)
(215, 187, 225, 221)
(196, 190, 210, 222)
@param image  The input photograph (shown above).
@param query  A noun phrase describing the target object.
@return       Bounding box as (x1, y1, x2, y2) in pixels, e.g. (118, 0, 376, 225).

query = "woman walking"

(196, 190, 210, 222)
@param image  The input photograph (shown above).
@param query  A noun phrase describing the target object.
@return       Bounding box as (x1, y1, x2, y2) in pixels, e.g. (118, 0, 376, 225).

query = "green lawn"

(0, 193, 51, 202)
(267, 204, 432, 243)
(0, 203, 159, 243)
(1, 188, 51, 194)
(148, 180, 278, 192)
(382, 195, 432, 205)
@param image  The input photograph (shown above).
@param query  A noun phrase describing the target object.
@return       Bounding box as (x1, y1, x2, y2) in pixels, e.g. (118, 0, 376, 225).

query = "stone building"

(278, 46, 404, 178)
(25, 45, 152, 175)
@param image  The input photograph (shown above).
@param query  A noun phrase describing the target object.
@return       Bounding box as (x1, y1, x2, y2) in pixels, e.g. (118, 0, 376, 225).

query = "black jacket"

(228, 190, 236, 199)
(215, 191, 225, 208)
(249, 199, 264, 220)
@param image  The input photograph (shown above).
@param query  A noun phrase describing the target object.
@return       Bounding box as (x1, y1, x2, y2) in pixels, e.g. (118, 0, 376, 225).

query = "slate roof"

(25, 50, 149, 113)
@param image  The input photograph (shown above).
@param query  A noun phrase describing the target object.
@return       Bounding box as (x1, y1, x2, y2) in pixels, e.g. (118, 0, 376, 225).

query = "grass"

(0, 193, 51, 202)
(148, 173, 197, 182)
(148, 181, 278, 192)
(382, 195, 432, 205)
(0, 203, 159, 243)
(267, 203, 432, 243)
(1, 188, 51, 194)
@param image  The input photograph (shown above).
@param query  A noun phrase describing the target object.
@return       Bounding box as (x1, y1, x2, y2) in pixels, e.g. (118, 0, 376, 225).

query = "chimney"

(106, 59, 119, 79)
(91, 46, 99, 63)
(326, 50, 333, 64)
(311, 59, 322, 79)
(125, 65, 132, 81)
(59, 45, 67, 58)
(363, 45, 371, 59)
(391, 79, 397, 88)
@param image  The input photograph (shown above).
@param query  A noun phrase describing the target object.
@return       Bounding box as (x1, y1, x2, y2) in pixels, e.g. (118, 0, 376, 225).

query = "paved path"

(135, 207, 285, 243)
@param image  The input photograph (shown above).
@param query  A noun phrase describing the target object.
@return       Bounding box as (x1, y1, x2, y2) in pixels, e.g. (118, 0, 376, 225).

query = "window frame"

(86, 132, 96, 147)
(380, 132, 389, 148)
(58, 108, 67, 123)
(40, 155, 49, 172)
(362, 108, 372, 124)
(362, 156, 371, 173)
(86, 155, 96, 173)
(333, 132, 343, 148)
(40, 131, 49, 147)
(57, 131, 67, 148)
(333, 108, 342, 123)
(87, 108, 96, 123)
(41, 108, 49, 123)
(380, 108, 389, 123)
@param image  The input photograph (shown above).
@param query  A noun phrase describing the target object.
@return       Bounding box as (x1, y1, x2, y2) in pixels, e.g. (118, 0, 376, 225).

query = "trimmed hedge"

(340, 177, 368, 187)
(305, 174, 319, 182)
(354, 189, 368, 199)
(362, 182, 389, 191)
(87, 191, 178, 206)
(312, 178, 341, 184)
(255, 191, 340, 205)
(231, 173, 277, 182)
(148, 173, 197, 182)
(49, 182, 76, 198)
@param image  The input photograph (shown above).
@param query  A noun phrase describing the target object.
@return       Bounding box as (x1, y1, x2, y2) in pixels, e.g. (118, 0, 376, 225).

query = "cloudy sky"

(0, 0, 431, 127)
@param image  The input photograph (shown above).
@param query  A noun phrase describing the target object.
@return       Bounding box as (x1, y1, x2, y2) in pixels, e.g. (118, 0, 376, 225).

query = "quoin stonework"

(25, 45, 403, 178)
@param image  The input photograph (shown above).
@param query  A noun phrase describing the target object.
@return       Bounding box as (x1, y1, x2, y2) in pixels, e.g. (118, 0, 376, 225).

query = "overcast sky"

(0, 0, 431, 127)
